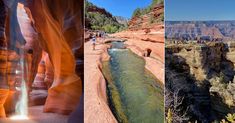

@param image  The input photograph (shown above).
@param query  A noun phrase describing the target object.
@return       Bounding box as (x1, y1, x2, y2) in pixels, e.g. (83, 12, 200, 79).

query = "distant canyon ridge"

(166, 21, 235, 41)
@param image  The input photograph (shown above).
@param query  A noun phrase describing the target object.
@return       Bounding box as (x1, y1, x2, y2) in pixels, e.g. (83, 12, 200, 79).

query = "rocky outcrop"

(128, 3, 164, 30)
(165, 42, 235, 122)
(86, 4, 113, 18)
(115, 16, 129, 26)
(114, 2, 164, 60)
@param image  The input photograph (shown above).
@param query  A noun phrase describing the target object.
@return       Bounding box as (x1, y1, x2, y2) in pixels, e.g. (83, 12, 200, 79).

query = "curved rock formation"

(25, 0, 83, 114)
(17, 3, 42, 92)
(0, 0, 83, 117)
(44, 53, 54, 89)
(32, 52, 47, 90)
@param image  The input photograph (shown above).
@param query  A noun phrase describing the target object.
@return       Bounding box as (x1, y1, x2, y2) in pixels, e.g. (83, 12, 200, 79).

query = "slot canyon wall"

(0, 0, 10, 117)
(25, 0, 83, 114)
(0, 0, 83, 117)
(165, 42, 235, 122)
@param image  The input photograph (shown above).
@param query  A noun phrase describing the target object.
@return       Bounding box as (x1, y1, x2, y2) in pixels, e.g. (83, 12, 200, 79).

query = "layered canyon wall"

(166, 21, 235, 41)
(165, 42, 235, 122)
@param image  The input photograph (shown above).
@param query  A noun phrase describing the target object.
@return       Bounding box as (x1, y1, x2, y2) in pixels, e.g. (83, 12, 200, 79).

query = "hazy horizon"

(166, 0, 235, 21)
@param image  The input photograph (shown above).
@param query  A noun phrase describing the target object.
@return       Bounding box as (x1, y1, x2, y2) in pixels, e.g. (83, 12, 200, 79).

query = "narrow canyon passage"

(0, 0, 83, 122)
(102, 41, 164, 123)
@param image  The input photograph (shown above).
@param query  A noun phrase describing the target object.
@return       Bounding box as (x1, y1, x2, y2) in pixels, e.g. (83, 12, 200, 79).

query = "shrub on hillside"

(85, 0, 125, 33)
(132, 0, 164, 18)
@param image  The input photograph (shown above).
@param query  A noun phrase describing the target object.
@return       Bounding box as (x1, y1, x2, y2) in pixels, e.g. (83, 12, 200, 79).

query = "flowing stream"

(102, 41, 164, 123)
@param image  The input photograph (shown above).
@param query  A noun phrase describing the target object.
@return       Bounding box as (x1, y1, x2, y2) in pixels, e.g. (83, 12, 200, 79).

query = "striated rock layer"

(166, 21, 235, 41)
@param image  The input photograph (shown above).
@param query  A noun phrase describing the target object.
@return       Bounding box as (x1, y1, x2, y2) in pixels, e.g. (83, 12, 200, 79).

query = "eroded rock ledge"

(165, 41, 235, 122)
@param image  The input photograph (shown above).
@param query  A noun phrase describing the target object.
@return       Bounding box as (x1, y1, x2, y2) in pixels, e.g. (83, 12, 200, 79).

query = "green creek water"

(102, 41, 164, 123)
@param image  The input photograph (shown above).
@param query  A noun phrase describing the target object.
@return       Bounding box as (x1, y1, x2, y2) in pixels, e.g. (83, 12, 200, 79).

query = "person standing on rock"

(92, 34, 96, 50)
(101, 31, 105, 44)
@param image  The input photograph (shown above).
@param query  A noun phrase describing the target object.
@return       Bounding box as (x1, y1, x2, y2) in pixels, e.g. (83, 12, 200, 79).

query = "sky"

(88, 0, 152, 19)
(166, 0, 235, 21)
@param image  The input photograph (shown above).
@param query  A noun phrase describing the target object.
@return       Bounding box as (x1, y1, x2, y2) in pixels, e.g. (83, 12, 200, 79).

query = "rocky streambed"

(102, 41, 164, 123)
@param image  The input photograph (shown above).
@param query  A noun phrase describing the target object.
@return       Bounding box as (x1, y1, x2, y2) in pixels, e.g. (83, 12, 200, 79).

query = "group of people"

(91, 31, 106, 50)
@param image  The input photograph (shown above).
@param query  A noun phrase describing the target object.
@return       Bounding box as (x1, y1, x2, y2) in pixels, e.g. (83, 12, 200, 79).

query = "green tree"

(152, 0, 164, 6)
(132, 8, 142, 18)
(85, 1, 124, 33)
(103, 24, 118, 33)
